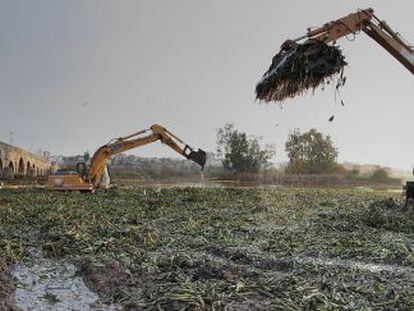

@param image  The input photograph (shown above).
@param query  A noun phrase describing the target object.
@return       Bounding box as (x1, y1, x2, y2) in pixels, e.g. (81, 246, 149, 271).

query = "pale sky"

(0, 1, 413, 168)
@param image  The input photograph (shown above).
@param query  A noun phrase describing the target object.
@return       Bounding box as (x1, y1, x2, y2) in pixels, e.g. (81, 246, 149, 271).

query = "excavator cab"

(404, 165, 414, 209)
(76, 161, 88, 178)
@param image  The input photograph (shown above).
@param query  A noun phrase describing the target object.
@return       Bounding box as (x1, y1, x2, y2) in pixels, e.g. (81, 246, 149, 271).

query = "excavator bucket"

(187, 149, 207, 170)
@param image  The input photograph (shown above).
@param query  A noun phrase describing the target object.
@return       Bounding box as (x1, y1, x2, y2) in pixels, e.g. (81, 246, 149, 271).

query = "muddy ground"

(0, 258, 18, 311)
(1, 187, 414, 310)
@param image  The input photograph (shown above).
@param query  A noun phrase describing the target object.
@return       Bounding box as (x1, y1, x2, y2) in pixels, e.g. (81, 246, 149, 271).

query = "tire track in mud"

(203, 241, 414, 278)
(293, 256, 414, 276)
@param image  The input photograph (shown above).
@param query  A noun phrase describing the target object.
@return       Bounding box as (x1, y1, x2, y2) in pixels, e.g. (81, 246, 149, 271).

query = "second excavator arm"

(87, 124, 206, 188)
(284, 8, 414, 75)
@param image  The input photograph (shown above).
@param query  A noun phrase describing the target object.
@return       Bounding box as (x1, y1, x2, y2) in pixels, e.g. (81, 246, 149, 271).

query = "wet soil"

(12, 255, 118, 310)
(0, 258, 19, 311)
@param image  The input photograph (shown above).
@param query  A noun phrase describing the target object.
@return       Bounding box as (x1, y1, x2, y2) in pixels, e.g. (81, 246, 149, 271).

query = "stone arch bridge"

(0, 141, 50, 179)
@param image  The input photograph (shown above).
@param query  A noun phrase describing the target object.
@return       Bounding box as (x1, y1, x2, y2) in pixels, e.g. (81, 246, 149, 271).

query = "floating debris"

(256, 40, 347, 102)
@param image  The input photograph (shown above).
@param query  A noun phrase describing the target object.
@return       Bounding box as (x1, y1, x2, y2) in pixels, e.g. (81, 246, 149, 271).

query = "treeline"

(58, 123, 401, 186)
(214, 123, 400, 186)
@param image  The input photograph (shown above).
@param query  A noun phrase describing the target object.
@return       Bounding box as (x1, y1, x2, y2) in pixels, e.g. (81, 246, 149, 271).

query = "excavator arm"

(285, 8, 414, 75)
(277, 8, 414, 206)
(87, 124, 206, 188)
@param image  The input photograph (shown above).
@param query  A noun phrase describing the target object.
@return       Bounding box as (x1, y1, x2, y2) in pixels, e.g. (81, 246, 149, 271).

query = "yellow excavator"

(47, 124, 206, 191)
(263, 8, 413, 204)
(280, 8, 413, 74)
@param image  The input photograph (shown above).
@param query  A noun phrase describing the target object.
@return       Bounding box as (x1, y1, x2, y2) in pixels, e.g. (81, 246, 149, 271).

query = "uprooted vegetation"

(1, 187, 414, 310)
(256, 40, 347, 102)
(0, 257, 18, 311)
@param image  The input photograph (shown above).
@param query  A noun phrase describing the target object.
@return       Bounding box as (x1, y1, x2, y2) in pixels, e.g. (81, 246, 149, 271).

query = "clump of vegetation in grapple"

(256, 40, 347, 102)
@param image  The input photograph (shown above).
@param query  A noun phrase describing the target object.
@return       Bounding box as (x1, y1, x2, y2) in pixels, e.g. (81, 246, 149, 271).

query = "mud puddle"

(12, 256, 119, 311)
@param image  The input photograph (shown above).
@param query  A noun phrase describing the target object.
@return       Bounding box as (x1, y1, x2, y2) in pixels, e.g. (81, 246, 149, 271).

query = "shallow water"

(13, 256, 118, 311)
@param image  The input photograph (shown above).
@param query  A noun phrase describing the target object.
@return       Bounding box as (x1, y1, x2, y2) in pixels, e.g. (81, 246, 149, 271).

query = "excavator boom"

(363, 22, 414, 75)
(87, 124, 206, 188)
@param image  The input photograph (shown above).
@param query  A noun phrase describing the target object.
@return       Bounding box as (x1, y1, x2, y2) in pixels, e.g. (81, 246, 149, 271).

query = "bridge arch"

(18, 158, 25, 176)
(28, 160, 38, 177)
(9, 161, 14, 172)
(0, 142, 51, 179)
(31, 164, 37, 177)
(3, 161, 15, 179)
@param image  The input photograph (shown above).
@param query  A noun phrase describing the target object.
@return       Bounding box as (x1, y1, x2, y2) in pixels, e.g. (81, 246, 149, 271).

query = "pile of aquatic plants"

(256, 40, 347, 102)
(1, 187, 414, 309)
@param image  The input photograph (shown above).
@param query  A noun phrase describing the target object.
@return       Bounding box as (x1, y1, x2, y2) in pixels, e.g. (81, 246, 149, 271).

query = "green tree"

(216, 123, 275, 173)
(347, 168, 360, 179)
(369, 168, 390, 182)
(285, 128, 338, 174)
